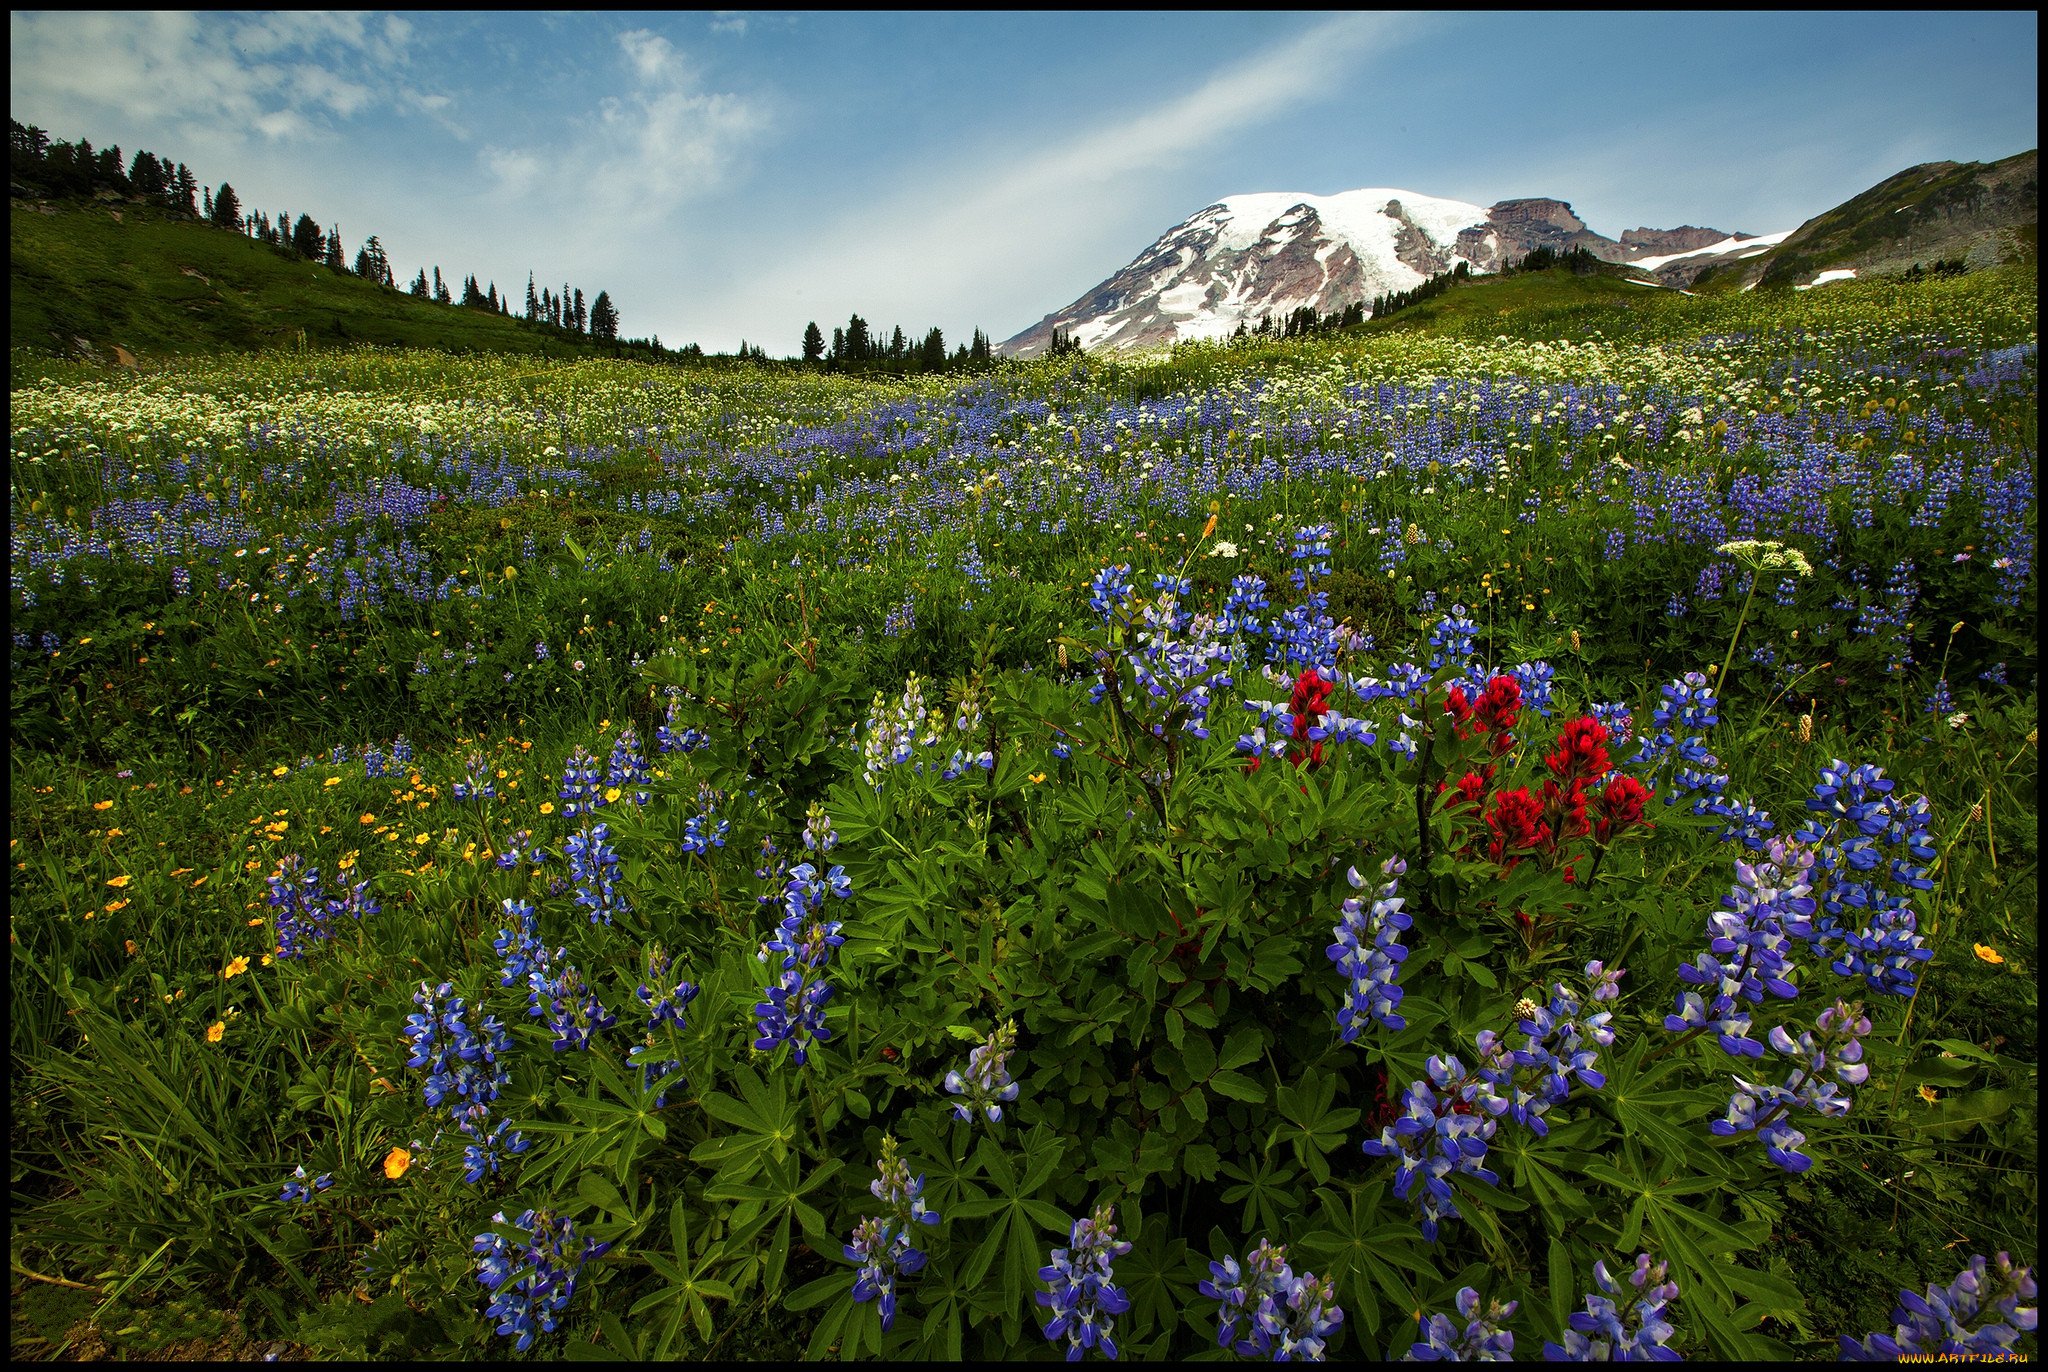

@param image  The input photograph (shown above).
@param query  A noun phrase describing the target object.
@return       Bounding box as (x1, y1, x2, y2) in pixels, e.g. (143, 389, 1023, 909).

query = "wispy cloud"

(10, 9, 432, 144)
(731, 12, 1424, 339)
(480, 26, 768, 240)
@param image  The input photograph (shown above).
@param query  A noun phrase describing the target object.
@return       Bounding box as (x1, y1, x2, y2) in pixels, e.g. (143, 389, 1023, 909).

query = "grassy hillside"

(1693, 149, 2037, 291)
(1358, 263, 1683, 337)
(10, 198, 630, 363)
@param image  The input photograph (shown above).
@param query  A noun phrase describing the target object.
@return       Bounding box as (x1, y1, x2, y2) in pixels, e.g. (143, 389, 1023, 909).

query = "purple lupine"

(1841, 1252, 2037, 1359)
(1328, 855, 1412, 1037)
(753, 861, 851, 1065)
(1037, 1204, 1134, 1360)
(472, 1208, 614, 1351)
(1709, 998, 1871, 1173)
(1542, 1253, 1680, 1360)
(628, 944, 698, 1107)
(845, 1134, 941, 1331)
(1409, 1286, 1518, 1361)
(279, 1163, 334, 1204)
(944, 1019, 1021, 1124)
(564, 821, 628, 925)
(1665, 837, 1819, 1059)
(1199, 1238, 1345, 1360)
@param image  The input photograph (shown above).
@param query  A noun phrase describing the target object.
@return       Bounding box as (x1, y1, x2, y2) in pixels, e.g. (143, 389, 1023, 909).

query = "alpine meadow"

(7, 13, 2039, 1364)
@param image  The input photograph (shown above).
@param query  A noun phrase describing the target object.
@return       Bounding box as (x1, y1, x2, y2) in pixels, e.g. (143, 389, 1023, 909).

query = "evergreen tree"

(325, 228, 345, 270)
(292, 213, 323, 260)
(354, 235, 392, 285)
(127, 149, 165, 196)
(969, 328, 990, 363)
(97, 145, 127, 192)
(10, 120, 50, 170)
(846, 313, 870, 362)
(210, 182, 242, 230)
(201, 185, 213, 220)
(433, 267, 450, 304)
(572, 288, 587, 334)
(525, 272, 540, 321)
(830, 325, 845, 363)
(589, 290, 619, 343)
(802, 321, 824, 364)
(889, 324, 906, 360)
(409, 268, 429, 297)
(920, 326, 945, 369)
(172, 163, 198, 216)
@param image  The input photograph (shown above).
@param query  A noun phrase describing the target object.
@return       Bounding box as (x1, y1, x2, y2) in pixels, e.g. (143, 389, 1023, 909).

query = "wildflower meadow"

(9, 267, 2037, 1359)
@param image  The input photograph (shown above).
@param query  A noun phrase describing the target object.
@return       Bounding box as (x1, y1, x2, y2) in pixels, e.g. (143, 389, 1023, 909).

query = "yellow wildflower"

(384, 1146, 413, 1180)
(1973, 943, 2005, 965)
(224, 955, 250, 979)
(205, 1021, 225, 1043)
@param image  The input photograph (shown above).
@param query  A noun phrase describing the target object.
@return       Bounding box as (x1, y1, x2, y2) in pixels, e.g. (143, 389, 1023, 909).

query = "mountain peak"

(999, 186, 1754, 356)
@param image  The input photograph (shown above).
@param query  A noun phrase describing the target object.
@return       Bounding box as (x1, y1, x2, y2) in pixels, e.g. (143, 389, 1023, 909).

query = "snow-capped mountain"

(999, 189, 1764, 356)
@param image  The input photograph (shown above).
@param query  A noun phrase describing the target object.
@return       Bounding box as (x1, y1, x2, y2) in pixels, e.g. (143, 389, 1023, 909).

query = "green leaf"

(1211, 1069, 1267, 1103)
(1219, 1024, 1263, 1071)
(1548, 1236, 1575, 1330)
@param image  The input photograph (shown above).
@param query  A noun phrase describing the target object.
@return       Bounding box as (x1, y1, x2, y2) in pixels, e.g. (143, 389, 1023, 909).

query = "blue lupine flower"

(753, 861, 852, 1065)
(267, 854, 380, 961)
(279, 1163, 334, 1204)
(1368, 963, 1619, 1240)
(472, 1208, 614, 1351)
(944, 1019, 1021, 1124)
(1200, 1238, 1345, 1360)
(845, 1135, 941, 1331)
(655, 695, 709, 755)
(564, 822, 629, 925)
(1409, 1286, 1518, 1361)
(1426, 605, 1477, 671)
(1328, 855, 1412, 1036)
(1841, 1252, 2038, 1359)
(453, 750, 496, 802)
(556, 745, 604, 820)
(1290, 523, 1333, 591)
(540, 965, 617, 1053)
(1088, 564, 1134, 622)
(629, 945, 699, 1107)
(1708, 998, 1871, 1173)
(1037, 1204, 1134, 1361)
(678, 783, 731, 854)
(1542, 1254, 1680, 1360)
(605, 725, 651, 805)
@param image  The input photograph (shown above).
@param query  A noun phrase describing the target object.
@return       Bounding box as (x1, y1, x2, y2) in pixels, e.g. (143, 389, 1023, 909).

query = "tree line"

(800, 313, 997, 374)
(11, 119, 661, 354)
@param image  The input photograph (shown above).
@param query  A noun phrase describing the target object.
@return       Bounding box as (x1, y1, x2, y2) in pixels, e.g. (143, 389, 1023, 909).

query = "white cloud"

(480, 27, 768, 241)
(481, 146, 545, 197)
(10, 9, 424, 144)
(710, 16, 749, 37)
(727, 13, 1421, 343)
(618, 28, 684, 85)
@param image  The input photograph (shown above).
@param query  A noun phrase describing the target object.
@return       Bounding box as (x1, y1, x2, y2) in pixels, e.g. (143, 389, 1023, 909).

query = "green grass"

(9, 200, 626, 362)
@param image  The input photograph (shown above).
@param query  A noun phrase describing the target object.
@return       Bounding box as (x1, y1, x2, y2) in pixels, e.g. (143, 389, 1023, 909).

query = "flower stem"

(1714, 577, 1759, 700)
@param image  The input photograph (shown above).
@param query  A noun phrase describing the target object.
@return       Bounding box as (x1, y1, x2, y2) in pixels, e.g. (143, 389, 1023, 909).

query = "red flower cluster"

(1286, 667, 1334, 770)
(1444, 675, 1521, 756)
(1483, 785, 1551, 865)
(1543, 715, 1611, 782)
(1594, 774, 1650, 842)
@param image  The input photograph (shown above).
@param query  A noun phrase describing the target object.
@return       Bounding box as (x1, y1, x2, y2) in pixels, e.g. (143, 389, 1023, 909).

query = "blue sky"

(10, 11, 2038, 353)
